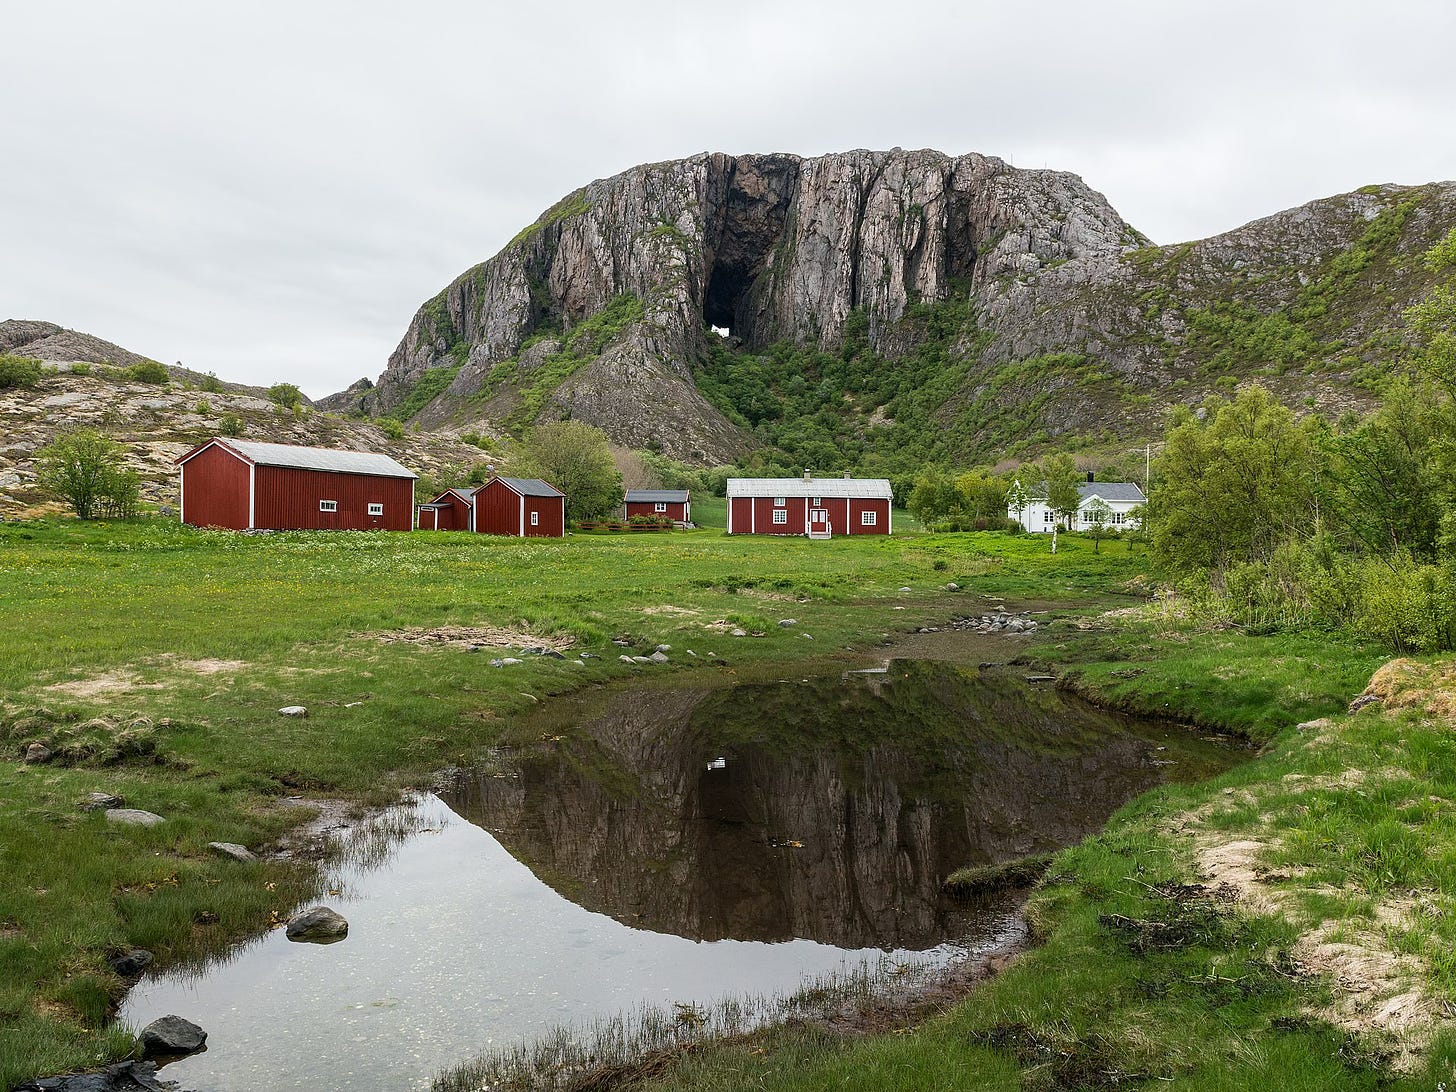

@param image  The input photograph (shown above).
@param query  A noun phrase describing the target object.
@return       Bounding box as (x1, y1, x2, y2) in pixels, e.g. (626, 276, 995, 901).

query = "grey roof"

(726, 476, 893, 500)
(212, 439, 417, 479)
(1078, 482, 1146, 504)
(495, 476, 564, 498)
(625, 489, 689, 503)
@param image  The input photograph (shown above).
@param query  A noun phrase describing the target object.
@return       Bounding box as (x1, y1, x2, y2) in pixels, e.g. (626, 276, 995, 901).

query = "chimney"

(1086, 471, 1094, 483)
(803, 469, 812, 482)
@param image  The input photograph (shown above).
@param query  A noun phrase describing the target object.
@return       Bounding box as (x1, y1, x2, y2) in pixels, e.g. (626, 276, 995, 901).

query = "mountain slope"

(334, 153, 1456, 468)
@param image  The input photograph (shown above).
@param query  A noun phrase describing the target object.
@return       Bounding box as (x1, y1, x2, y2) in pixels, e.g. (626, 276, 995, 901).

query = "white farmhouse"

(1011, 477, 1146, 534)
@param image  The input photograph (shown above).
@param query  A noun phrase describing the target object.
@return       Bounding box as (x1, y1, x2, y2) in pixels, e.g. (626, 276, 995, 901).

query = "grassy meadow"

(0, 517, 1449, 1089)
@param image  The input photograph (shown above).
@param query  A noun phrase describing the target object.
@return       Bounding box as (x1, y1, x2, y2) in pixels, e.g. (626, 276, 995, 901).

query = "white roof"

(208, 439, 417, 479)
(727, 476, 893, 500)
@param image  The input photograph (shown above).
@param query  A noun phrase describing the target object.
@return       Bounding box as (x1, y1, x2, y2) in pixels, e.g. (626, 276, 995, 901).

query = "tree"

(522, 420, 623, 521)
(0, 354, 43, 389)
(907, 468, 962, 528)
(268, 383, 304, 410)
(1082, 496, 1114, 553)
(36, 430, 140, 519)
(1042, 454, 1083, 530)
(127, 360, 169, 384)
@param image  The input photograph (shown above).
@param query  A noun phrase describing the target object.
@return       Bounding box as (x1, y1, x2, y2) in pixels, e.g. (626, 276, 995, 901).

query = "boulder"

(139, 1014, 207, 1056)
(81, 792, 124, 811)
(619, 655, 635, 664)
(105, 809, 165, 827)
(22, 742, 52, 764)
(285, 905, 348, 942)
(654, 643, 671, 652)
(649, 651, 669, 663)
(107, 948, 154, 977)
(777, 619, 797, 627)
(207, 842, 257, 862)
(15, 1060, 173, 1091)
(277, 706, 307, 717)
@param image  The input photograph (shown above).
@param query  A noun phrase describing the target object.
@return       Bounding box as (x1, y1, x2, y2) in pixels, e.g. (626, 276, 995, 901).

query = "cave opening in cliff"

(704, 260, 753, 336)
(702, 155, 799, 347)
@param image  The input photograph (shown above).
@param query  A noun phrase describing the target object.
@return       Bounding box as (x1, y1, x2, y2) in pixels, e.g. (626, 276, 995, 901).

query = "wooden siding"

(253, 467, 414, 531)
(423, 492, 472, 531)
(474, 479, 565, 537)
(181, 443, 250, 530)
(726, 494, 890, 535)
(626, 500, 687, 522)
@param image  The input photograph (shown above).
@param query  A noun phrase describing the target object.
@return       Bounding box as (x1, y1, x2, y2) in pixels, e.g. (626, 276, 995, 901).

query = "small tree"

(522, 420, 623, 521)
(0, 354, 44, 389)
(36, 430, 138, 519)
(1005, 478, 1031, 527)
(218, 412, 245, 437)
(1082, 496, 1114, 553)
(268, 382, 304, 410)
(199, 371, 224, 393)
(1043, 454, 1083, 529)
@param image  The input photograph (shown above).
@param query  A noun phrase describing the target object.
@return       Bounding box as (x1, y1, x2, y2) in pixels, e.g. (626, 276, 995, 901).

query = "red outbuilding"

(726, 473, 893, 537)
(176, 438, 417, 531)
(624, 488, 691, 525)
(418, 476, 565, 537)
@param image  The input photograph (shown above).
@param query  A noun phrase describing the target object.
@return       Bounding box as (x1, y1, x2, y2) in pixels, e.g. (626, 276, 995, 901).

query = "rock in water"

(285, 905, 349, 942)
(105, 809, 165, 827)
(139, 1014, 207, 1056)
(14, 1060, 174, 1091)
(107, 948, 154, 977)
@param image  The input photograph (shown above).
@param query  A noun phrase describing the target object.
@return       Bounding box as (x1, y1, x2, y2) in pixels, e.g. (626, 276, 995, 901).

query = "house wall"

(424, 492, 472, 531)
(626, 500, 687, 522)
(727, 494, 890, 535)
(1018, 498, 1142, 533)
(474, 482, 565, 537)
(523, 496, 564, 537)
(180, 444, 251, 530)
(253, 468, 414, 531)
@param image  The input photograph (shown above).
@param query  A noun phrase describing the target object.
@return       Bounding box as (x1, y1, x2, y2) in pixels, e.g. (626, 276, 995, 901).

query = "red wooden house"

(727, 473, 892, 537)
(177, 438, 417, 531)
(418, 476, 565, 537)
(624, 488, 691, 525)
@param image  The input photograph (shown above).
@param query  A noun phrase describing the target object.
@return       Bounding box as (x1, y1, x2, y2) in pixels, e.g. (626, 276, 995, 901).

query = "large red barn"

(418, 476, 565, 537)
(624, 488, 691, 525)
(727, 474, 892, 537)
(177, 438, 417, 531)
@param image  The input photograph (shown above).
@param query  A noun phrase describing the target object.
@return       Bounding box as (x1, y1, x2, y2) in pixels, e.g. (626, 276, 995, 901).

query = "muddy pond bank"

(115, 630, 1245, 1091)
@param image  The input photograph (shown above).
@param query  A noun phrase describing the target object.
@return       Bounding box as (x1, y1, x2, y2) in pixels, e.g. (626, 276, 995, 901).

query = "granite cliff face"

(331, 150, 1456, 464)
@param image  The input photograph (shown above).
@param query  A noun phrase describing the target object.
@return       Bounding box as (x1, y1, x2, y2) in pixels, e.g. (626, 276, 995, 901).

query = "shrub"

(267, 382, 304, 409)
(218, 413, 244, 437)
(380, 418, 405, 441)
(69, 362, 92, 377)
(194, 400, 212, 415)
(199, 372, 224, 393)
(0, 354, 44, 389)
(127, 360, 170, 384)
(35, 429, 139, 519)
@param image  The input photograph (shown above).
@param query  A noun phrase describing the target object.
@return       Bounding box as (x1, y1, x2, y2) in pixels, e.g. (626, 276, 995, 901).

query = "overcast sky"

(4, 0, 1455, 397)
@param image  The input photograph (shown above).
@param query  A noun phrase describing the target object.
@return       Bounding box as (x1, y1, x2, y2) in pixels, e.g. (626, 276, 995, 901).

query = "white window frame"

(319, 500, 338, 512)
(654, 502, 667, 513)
(772, 509, 788, 525)
(773, 496, 786, 507)
(367, 503, 384, 516)
(530, 511, 540, 526)
(861, 510, 877, 526)
(811, 496, 821, 506)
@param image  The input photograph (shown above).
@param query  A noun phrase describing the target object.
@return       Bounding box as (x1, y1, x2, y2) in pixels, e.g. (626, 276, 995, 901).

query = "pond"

(118, 659, 1242, 1090)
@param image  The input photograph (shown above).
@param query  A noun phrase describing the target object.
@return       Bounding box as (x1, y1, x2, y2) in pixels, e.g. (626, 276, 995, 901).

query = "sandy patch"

(165, 657, 248, 675)
(375, 625, 574, 651)
(45, 670, 166, 699)
(640, 605, 701, 617)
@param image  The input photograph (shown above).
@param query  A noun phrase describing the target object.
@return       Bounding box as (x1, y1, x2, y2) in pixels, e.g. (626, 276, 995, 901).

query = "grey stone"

(277, 706, 307, 717)
(649, 651, 669, 663)
(654, 643, 671, 652)
(15, 1060, 173, 1091)
(207, 841, 256, 862)
(730, 628, 747, 637)
(139, 1014, 207, 1056)
(23, 742, 52, 764)
(1348, 694, 1383, 713)
(105, 809, 165, 827)
(631, 655, 653, 664)
(285, 905, 349, 942)
(107, 948, 154, 977)
(898, 587, 912, 593)
(619, 655, 635, 663)
(945, 583, 959, 591)
(777, 619, 797, 627)
(542, 648, 566, 659)
(81, 791, 124, 811)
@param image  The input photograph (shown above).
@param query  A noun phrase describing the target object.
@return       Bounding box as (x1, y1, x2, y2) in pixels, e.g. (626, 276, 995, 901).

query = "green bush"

(267, 382, 303, 409)
(379, 418, 405, 441)
(194, 400, 211, 415)
(199, 372, 224, 393)
(127, 360, 170, 384)
(69, 362, 92, 377)
(218, 413, 244, 437)
(0, 354, 44, 389)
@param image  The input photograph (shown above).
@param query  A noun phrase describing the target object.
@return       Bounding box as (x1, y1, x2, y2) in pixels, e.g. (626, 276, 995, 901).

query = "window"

(319, 500, 338, 512)
(811, 496, 821, 506)
(654, 502, 667, 513)
(773, 496, 786, 507)
(772, 510, 788, 525)
(861, 510, 877, 526)
(1112, 512, 1125, 525)
(1043, 510, 1054, 524)
(367, 503, 384, 516)
(530, 511, 540, 526)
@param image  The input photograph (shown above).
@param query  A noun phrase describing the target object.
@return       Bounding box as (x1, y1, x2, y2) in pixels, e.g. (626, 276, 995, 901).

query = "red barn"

(419, 476, 565, 537)
(624, 488, 691, 525)
(177, 438, 417, 531)
(727, 473, 892, 537)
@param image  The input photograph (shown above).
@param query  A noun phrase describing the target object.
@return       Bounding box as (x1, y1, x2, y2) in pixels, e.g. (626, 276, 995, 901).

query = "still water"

(119, 660, 1241, 1089)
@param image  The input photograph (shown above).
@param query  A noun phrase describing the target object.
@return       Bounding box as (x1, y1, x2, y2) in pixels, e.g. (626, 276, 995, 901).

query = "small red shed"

(726, 473, 892, 537)
(624, 488, 691, 525)
(420, 477, 565, 537)
(177, 438, 417, 531)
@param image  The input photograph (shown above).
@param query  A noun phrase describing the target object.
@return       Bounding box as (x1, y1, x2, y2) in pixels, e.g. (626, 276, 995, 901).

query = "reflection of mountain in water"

(439, 662, 1236, 951)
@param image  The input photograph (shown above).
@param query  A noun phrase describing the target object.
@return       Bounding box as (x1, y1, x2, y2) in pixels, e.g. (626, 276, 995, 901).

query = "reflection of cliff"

(439, 664, 1216, 950)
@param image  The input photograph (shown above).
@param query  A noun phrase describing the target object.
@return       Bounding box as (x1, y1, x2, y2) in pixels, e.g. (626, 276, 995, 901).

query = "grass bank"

(0, 519, 1138, 1087)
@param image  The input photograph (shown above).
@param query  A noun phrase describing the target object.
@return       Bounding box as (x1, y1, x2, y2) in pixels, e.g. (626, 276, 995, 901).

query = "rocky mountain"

(0, 324, 490, 516)
(328, 149, 1456, 468)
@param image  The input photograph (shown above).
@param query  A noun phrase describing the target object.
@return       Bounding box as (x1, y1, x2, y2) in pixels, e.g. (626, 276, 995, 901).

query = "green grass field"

(1, 518, 1449, 1089)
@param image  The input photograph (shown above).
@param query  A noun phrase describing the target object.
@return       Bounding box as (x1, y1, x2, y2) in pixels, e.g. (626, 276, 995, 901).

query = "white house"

(1011, 478, 1146, 534)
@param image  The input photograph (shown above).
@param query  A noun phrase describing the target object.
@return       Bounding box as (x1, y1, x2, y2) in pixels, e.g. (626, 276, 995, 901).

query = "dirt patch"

(1357, 658, 1456, 721)
(45, 670, 167, 699)
(165, 657, 248, 675)
(374, 625, 575, 652)
(640, 605, 701, 617)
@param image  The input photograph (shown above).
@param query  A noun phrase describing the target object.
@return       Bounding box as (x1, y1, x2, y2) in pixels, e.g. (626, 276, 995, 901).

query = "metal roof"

(1078, 482, 1146, 504)
(495, 476, 564, 498)
(625, 489, 689, 503)
(211, 439, 417, 479)
(726, 476, 894, 500)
